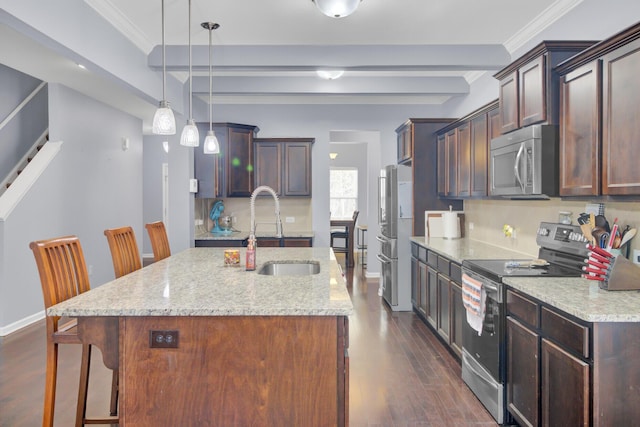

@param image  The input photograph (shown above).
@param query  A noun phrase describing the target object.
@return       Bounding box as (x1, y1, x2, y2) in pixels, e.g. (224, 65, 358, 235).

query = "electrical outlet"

(633, 249, 640, 266)
(150, 330, 179, 348)
(195, 219, 203, 226)
(286, 216, 295, 223)
(469, 222, 474, 230)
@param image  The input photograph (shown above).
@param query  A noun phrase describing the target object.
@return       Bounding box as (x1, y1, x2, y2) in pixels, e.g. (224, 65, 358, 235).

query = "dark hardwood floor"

(0, 253, 497, 426)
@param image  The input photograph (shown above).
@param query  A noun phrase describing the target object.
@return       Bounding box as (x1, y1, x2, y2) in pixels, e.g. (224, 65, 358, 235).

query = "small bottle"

(245, 236, 256, 271)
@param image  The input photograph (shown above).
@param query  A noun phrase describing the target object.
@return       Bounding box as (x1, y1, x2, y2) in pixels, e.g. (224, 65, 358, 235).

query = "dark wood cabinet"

(194, 123, 258, 198)
(436, 100, 498, 199)
(601, 37, 640, 195)
(506, 287, 640, 426)
(195, 237, 312, 248)
(558, 61, 601, 196)
(397, 122, 412, 164)
(506, 316, 540, 427)
(254, 138, 313, 197)
(470, 112, 489, 197)
(426, 266, 438, 330)
(395, 119, 459, 236)
(410, 242, 463, 360)
(494, 41, 597, 134)
(541, 338, 589, 427)
(456, 122, 471, 198)
(556, 23, 640, 197)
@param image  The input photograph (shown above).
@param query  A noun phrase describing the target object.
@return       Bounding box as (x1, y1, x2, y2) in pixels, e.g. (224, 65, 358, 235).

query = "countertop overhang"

(48, 247, 352, 317)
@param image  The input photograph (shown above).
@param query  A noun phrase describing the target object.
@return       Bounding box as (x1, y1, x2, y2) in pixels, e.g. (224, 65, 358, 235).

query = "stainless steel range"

(460, 222, 589, 425)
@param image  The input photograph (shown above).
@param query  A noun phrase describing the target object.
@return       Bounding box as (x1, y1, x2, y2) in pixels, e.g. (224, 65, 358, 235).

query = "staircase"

(0, 131, 48, 198)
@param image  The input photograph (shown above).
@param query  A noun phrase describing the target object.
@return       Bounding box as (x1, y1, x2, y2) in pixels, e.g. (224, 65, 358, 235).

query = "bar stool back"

(104, 226, 142, 278)
(145, 221, 171, 262)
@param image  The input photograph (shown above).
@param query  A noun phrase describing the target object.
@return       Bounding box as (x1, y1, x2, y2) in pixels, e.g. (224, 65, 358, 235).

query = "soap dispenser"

(245, 236, 256, 271)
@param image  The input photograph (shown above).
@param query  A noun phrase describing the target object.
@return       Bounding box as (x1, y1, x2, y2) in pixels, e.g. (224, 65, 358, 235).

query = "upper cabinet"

(436, 101, 499, 199)
(557, 22, 640, 196)
(194, 123, 258, 198)
(254, 138, 314, 197)
(494, 41, 597, 135)
(395, 119, 459, 236)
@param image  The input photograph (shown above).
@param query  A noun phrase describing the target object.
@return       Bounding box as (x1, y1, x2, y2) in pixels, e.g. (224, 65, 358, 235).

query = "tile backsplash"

(195, 197, 313, 234)
(464, 199, 640, 258)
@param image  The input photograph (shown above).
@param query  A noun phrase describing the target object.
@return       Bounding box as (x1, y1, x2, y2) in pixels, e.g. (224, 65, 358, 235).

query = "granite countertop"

(48, 247, 352, 317)
(411, 236, 640, 323)
(195, 230, 315, 241)
(410, 236, 533, 264)
(504, 277, 640, 322)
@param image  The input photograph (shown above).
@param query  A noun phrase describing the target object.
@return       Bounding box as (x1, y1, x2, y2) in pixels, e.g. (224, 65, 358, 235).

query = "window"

(330, 168, 357, 218)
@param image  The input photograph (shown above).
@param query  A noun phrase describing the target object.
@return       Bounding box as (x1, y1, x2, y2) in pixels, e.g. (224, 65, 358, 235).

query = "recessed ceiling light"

(77, 63, 86, 70)
(317, 70, 345, 80)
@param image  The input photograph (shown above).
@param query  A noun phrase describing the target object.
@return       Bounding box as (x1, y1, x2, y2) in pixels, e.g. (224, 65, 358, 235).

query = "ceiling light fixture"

(202, 21, 220, 154)
(312, 0, 362, 18)
(329, 152, 338, 160)
(180, 0, 199, 147)
(317, 69, 345, 80)
(152, 0, 176, 135)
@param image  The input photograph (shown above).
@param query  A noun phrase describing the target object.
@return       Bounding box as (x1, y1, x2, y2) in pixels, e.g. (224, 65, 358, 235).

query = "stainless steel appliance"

(489, 124, 559, 198)
(461, 222, 589, 425)
(377, 164, 412, 311)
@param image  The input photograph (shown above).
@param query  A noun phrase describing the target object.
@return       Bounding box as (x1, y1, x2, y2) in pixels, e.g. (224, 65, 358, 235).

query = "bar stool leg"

(75, 344, 92, 427)
(43, 340, 58, 427)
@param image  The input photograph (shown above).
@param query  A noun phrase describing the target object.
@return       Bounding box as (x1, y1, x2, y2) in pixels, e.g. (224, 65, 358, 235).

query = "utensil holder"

(600, 255, 640, 291)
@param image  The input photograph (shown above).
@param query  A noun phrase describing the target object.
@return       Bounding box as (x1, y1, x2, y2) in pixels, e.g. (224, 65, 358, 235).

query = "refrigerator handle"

(378, 175, 385, 226)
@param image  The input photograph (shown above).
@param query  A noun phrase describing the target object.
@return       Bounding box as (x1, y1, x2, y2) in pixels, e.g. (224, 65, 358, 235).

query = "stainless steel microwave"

(489, 124, 559, 198)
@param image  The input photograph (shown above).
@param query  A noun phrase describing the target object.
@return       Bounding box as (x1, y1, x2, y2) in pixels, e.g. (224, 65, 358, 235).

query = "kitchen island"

(48, 247, 352, 426)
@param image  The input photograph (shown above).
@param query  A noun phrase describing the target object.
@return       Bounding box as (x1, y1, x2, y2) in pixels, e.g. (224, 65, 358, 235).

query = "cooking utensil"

(595, 214, 610, 232)
(585, 257, 609, 270)
(607, 223, 619, 250)
(580, 223, 595, 246)
(587, 251, 611, 264)
(582, 274, 606, 281)
(587, 244, 614, 260)
(620, 228, 637, 247)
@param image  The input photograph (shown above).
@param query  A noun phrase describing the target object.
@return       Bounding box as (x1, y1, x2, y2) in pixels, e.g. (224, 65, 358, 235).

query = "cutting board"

(425, 211, 465, 238)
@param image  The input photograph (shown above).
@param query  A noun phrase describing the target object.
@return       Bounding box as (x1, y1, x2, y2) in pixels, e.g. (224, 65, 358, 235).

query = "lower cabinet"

(410, 241, 464, 360)
(506, 287, 640, 426)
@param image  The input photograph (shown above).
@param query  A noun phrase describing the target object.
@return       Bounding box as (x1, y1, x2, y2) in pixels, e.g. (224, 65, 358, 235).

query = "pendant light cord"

(188, 0, 193, 120)
(161, 0, 166, 101)
(208, 26, 212, 132)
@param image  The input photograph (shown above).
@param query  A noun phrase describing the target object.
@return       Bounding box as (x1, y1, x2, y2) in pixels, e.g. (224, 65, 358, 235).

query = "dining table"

(47, 247, 353, 426)
(330, 217, 356, 267)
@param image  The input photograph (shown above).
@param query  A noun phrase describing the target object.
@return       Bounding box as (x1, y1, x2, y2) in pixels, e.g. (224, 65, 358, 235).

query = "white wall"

(0, 84, 143, 333)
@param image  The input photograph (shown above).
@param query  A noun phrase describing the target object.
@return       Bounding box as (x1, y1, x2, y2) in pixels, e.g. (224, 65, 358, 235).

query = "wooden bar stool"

(145, 221, 171, 262)
(29, 236, 119, 427)
(104, 226, 142, 278)
(330, 210, 359, 267)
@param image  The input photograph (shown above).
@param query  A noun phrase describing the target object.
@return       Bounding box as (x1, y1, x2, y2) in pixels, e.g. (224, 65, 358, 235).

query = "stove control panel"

(537, 222, 590, 258)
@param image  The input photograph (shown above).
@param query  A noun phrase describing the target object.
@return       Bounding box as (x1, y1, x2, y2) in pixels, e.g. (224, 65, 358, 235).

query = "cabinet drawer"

(437, 255, 450, 276)
(411, 243, 418, 258)
(427, 251, 438, 268)
(541, 307, 589, 359)
(418, 246, 427, 263)
(507, 290, 538, 328)
(450, 262, 462, 283)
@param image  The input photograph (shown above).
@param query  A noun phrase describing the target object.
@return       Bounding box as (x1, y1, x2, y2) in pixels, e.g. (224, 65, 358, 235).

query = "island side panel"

(120, 316, 342, 426)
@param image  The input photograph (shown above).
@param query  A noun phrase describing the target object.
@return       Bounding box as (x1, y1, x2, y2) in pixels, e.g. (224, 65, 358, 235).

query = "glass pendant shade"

(180, 119, 200, 147)
(203, 130, 220, 154)
(152, 101, 176, 135)
(152, 0, 176, 135)
(313, 0, 361, 18)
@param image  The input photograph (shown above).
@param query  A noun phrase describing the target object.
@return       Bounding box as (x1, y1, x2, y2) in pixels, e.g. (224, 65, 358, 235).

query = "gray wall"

(0, 83, 142, 330)
(0, 64, 48, 181)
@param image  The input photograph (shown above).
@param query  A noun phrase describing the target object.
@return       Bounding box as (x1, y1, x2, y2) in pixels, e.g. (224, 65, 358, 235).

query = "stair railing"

(0, 81, 46, 133)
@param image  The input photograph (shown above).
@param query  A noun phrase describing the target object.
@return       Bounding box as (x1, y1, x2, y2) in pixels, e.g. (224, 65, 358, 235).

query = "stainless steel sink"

(257, 261, 320, 276)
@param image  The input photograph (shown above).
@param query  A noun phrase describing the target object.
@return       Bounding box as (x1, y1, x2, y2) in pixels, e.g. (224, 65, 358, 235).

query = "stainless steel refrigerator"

(377, 164, 413, 311)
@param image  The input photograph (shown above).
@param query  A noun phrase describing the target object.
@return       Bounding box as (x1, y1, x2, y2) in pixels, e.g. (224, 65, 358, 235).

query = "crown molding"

(503, 0, 584, 54)
(85, 0, 154, 53)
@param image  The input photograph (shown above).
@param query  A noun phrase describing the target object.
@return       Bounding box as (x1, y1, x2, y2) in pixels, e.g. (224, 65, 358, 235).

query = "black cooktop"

(462, 258, 582, 283)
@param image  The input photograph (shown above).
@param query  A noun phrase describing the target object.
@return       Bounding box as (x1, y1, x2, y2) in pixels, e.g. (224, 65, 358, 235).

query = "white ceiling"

(83, 0, 579, 105)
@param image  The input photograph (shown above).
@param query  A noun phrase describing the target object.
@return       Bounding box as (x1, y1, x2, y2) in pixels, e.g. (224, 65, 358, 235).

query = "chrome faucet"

(250, 185, 283, 239)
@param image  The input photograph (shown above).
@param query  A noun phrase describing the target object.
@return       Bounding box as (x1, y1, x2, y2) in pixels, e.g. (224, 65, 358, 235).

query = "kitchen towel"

(462, 273, 486, 336)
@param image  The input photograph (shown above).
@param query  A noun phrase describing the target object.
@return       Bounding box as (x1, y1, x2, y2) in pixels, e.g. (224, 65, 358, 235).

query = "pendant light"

(180, 0, 199, 147)
(312, 0, 362, 18)
(152, 0, 176, 135)
(202, 21, 220, 154)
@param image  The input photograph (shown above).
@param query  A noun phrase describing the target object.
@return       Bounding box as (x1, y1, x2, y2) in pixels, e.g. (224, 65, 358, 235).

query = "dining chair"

(29, 236, 119, 427)
(145, 221, 171, 262)
(104, 226, 142, 278)
(331, 210, 359, 267)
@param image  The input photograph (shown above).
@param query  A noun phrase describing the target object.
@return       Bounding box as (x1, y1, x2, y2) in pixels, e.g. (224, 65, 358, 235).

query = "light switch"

(189, 179, 198, 193)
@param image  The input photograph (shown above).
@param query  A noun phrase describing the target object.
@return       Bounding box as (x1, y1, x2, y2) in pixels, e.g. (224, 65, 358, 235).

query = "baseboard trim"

(0, 310, 44, 337)
(365, 272, 380, 279)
